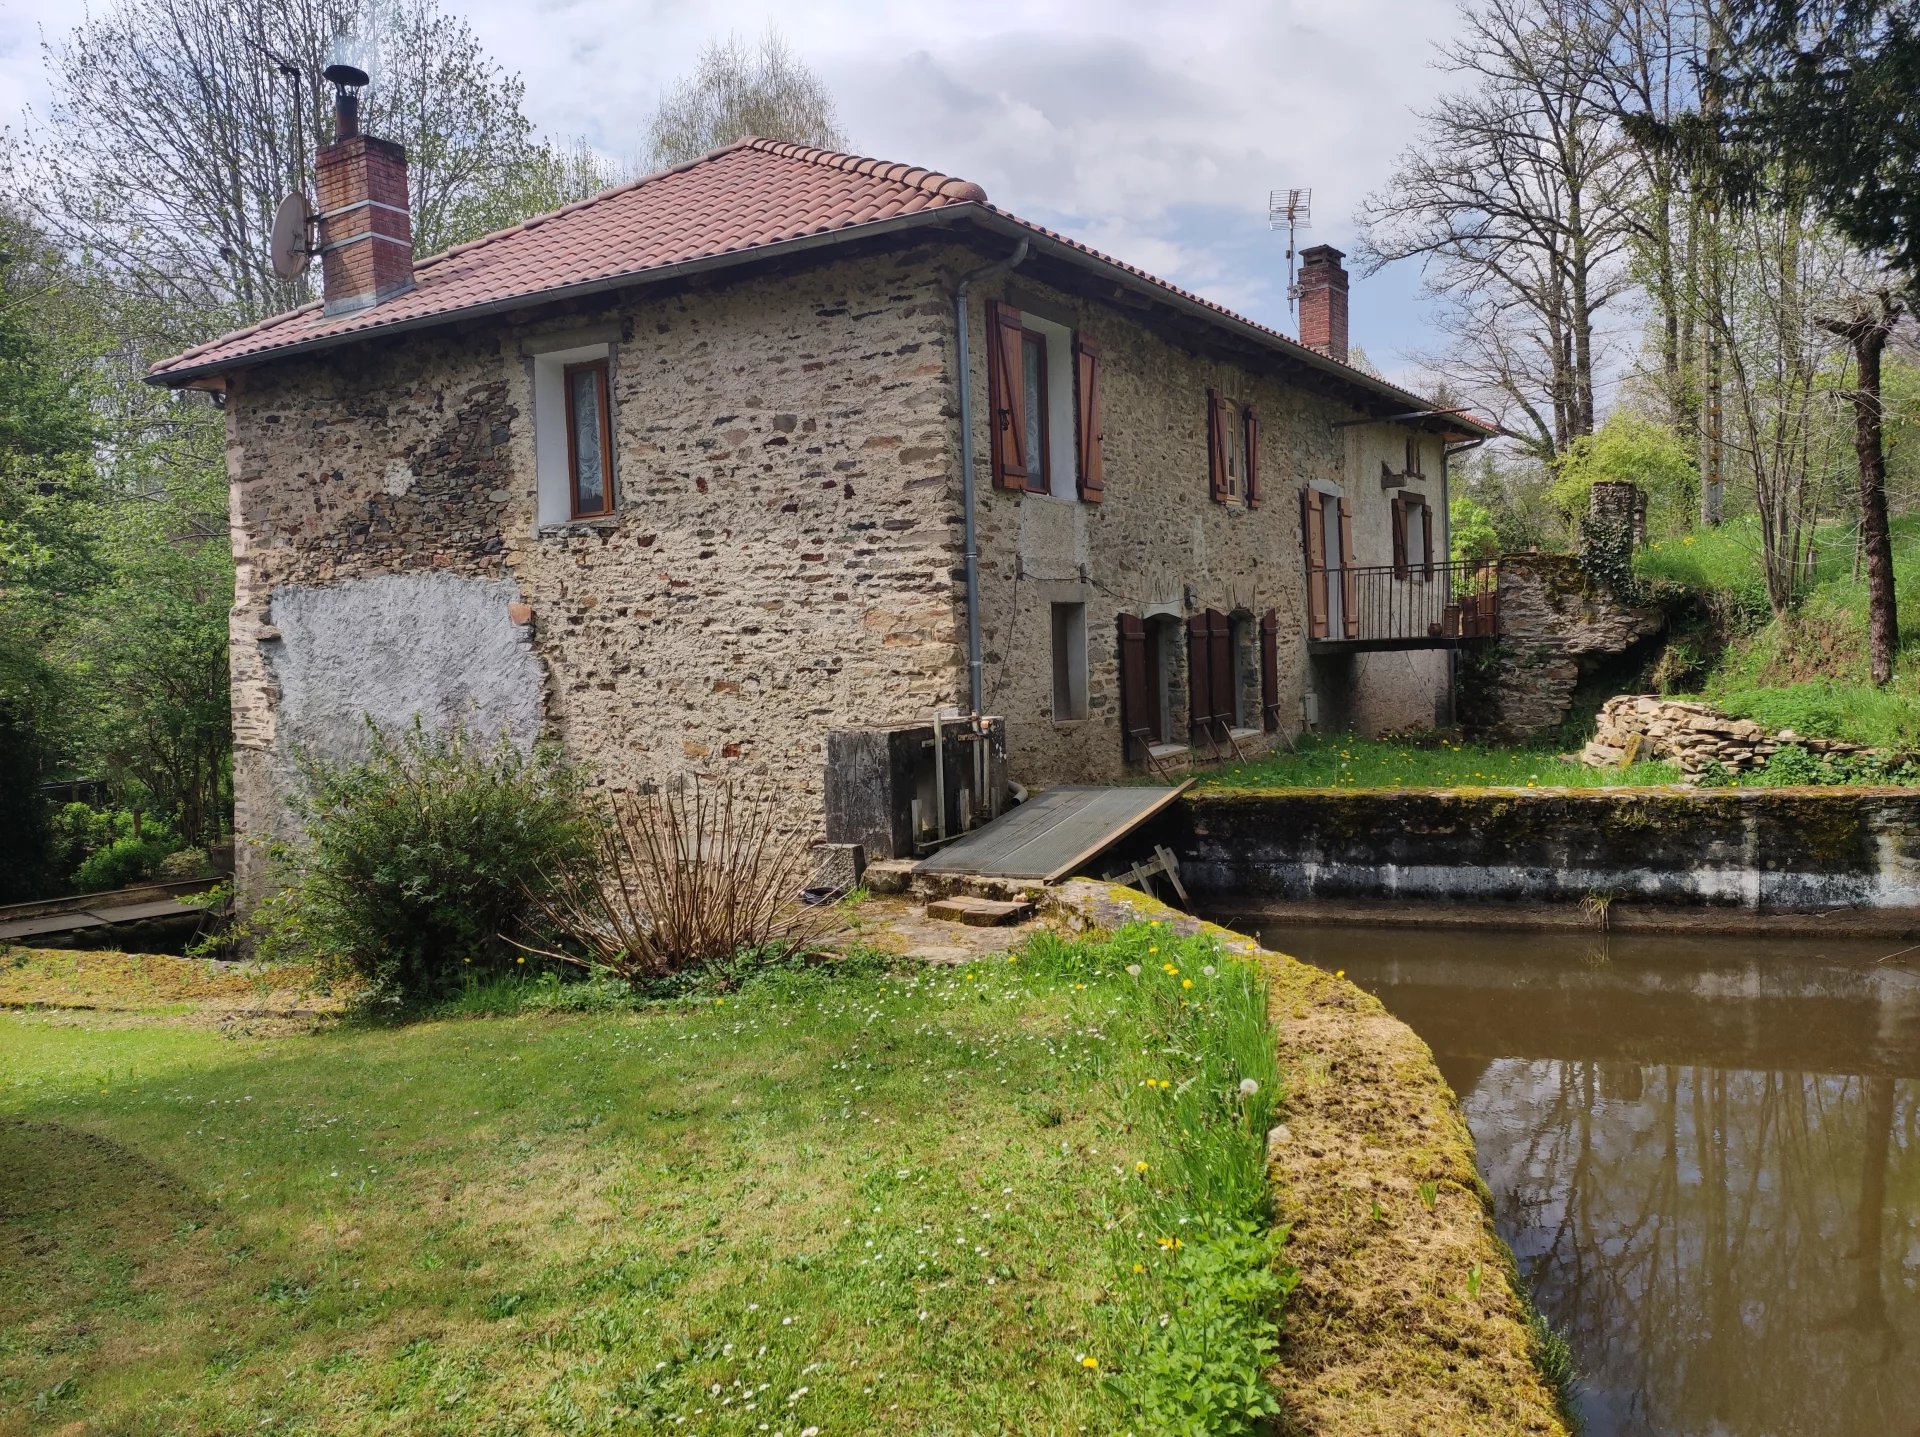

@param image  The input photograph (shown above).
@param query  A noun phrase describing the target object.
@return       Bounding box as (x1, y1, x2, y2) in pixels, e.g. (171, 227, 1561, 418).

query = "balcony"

(1307, 559, 1500, 653)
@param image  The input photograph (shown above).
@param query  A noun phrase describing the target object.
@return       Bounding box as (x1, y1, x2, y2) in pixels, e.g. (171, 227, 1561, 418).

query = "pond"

(1236, 919, 1920, 1437)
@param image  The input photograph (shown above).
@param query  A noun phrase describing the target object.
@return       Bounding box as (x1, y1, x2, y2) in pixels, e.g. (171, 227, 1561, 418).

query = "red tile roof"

(149, 136, 1492, 434)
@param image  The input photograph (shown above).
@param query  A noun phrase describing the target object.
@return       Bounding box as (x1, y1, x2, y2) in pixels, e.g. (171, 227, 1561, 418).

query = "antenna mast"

(1267, 188, 1313, 313)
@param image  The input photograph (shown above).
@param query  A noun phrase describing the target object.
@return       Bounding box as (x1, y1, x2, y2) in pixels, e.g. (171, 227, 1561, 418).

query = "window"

(1023, 331, 1050, 496)
(531, 340, 616, 527)
(987, 301, 1099, 501)
(1051, 602, 1088, 720)
(565, 360, 613, 519)
(1207, 392, 1261, 506)
(1392, 493, 1435, 580)
(1405, 434, 1426, 478)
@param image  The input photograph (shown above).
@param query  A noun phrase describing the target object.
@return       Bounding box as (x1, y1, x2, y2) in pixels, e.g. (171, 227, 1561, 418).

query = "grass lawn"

(1, 931, 1282, 1435)
(1197, 732, 1684, 791)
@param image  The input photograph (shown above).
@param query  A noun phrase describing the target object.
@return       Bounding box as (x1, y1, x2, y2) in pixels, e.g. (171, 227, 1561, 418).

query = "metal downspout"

(954, 239, 1029, 715)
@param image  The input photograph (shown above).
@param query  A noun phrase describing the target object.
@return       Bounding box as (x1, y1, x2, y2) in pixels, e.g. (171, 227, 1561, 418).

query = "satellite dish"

(270, 191, 314, 280)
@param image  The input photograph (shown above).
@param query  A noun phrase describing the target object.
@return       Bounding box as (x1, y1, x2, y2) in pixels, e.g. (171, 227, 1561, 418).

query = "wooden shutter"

(1391, 494, 1409, 579)
(1116, 613, 1149, 762)
(1073, 335, 1105, 503)
(1302, 489, 1329, 639)
(1421, 499, 1435, 579)
(1206, 389, 1229, 502)
(1244, 406, 1261, 508)
(987, 299, 1027, 491)
(1259, 609, 1280, 732)
(1208, 609, 1234, 736)
(1186, 613, 1213, 739)
(1339, 497, 1360, 638)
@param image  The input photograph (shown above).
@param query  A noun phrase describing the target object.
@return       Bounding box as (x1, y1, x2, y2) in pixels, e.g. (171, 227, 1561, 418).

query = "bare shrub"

(521, 780, 839, 983)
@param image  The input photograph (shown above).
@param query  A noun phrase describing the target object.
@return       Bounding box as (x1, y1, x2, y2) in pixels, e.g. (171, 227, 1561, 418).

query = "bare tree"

(1, 0, 611, 339)
(646, 27, 846, 168)
(1358, 0, 1636, 461)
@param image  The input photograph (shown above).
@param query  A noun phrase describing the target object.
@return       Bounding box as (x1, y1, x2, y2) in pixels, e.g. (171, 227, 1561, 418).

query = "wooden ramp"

(0, 881, 218, 943)
(914, 782, 1191, 884)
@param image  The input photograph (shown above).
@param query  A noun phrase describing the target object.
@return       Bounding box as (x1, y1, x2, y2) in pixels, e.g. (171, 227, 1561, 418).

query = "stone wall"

(1477, 554, 1663, 739)
(964, 269, 1452, 784)
(1579, 694, 1878, 777)
(1171, 787, 1920, 911)
(225, 246, 966, 897)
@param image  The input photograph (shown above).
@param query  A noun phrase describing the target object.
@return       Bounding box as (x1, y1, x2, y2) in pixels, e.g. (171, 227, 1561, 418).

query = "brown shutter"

(1302, 489, 1329, 640)
(1206, 389, 1228, 501)
(1244, 405, 1261, 508)
(1117, 613, 1149, 762)
(1391, 494, 1409, 580)
(1073, 335, 1105, 503)
(1208, 609, 1234, 736)
(1421, 499, 1435, 579)
(987, 299, 1027, 490)
(1186, 612, 1212, 739)
(1260, 609, 1280, 732)
(1339, 497, 1360, 638)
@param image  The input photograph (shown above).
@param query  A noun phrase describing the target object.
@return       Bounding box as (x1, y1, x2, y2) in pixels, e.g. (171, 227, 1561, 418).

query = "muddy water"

(1237, 920, 1920, 1437)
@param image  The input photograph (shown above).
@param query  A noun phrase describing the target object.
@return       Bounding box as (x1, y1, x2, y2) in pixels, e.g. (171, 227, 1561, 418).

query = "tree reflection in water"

(1243, 922, 1920, 1437)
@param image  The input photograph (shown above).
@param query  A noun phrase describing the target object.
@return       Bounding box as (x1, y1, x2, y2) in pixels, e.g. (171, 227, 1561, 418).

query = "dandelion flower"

(1239, 1078, 1259, 1096)
(1202, 965, 1216, 977)
(1080, 1355, 1100, 1370)
(1125, 964, 1142, 977)
(1007, 954, 1018, 964)
(1132, 1263, 1145, 1274)
(1335, 969, 1345, 979)
(1135, 1160, 1149, 1173)
(1181, 979, 1193, 990)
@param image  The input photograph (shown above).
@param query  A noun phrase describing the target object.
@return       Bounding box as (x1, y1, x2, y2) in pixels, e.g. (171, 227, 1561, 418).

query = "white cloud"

(0, 0, 1468, 372)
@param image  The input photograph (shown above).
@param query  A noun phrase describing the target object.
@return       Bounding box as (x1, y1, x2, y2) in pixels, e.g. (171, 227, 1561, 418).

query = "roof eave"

(147, 206, 977, 387)
(149, 202, 1494, 436)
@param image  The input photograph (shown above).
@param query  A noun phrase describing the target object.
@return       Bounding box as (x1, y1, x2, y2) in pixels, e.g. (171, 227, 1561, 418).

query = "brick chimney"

(1297, 245, 1349, 365)
(314, 84, 413, 316)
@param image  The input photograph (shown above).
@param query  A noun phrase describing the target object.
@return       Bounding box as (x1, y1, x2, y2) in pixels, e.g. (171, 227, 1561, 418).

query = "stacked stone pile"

(1578, 694, 1877, 777)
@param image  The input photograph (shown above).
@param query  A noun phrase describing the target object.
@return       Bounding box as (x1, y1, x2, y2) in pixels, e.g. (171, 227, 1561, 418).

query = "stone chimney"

(314, 86, 414, 316)
(1297, 245, 1349, 365)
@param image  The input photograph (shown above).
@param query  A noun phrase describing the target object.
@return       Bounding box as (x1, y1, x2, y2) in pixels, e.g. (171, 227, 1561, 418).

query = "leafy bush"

(1551, 412, 1696, 536)
(1713, 679, 1920, 751)
(71, 832, 181, 891)
(260, 722, 595, 1003)
(1750, 743, 1920, 788)
(521, 779, 838, 985)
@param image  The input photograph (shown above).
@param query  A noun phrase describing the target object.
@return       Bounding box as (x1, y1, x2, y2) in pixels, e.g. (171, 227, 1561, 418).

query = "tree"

(2, 0, 614, 339)
(1551, 410, 1698, 534)
(1358, 0, 1636, 460)
(646, 28, 846, 168)
(1819, 291, 1903, 685)
(1682, 0, 1920, 668)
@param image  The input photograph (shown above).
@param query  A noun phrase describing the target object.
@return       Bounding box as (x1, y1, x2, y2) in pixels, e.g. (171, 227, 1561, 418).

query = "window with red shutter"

(986, 299, 1028, 490)
(1186, 613, 1213, 740)
(1259, 609, 1280, 731)
(1116, 614, 1150, 761)
(1073, 335, 1104, 502)
(1244, 405, 1261, 508)
(1391, 494, 1409, 580)
(1206, 389, 1230, 502)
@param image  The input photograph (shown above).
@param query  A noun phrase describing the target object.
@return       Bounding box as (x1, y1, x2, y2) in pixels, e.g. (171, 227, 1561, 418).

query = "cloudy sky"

(0, 0, 1468, 382)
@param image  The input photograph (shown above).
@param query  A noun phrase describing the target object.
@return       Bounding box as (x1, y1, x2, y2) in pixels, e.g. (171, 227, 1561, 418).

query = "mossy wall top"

(1172, 787, 1920, 910)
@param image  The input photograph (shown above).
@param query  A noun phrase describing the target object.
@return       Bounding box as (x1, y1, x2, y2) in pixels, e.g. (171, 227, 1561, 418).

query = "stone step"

(926, 895, 1034, 927)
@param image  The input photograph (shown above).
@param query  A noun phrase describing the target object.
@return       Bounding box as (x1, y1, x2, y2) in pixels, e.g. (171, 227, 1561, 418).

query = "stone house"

(150, 107, 1491, 894)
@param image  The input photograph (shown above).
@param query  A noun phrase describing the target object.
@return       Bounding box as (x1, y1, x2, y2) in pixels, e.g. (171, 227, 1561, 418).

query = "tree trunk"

(1823, 294, 1901, 687)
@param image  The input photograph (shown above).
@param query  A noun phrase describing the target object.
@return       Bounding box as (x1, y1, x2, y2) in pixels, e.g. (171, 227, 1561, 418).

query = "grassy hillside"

(1636, 515, 1920, 750)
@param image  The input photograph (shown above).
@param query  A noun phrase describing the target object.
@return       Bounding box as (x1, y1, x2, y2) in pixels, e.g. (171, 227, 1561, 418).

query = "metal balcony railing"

(1308, 559, 1500, 648)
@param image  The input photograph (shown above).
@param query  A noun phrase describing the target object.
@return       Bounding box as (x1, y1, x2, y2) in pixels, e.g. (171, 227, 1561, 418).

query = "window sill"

(1146, 741, 1190, 762)
(536, 513, 622, 538)
(1051, 715, 1092, 727)
(1227, 726, 1263, 744)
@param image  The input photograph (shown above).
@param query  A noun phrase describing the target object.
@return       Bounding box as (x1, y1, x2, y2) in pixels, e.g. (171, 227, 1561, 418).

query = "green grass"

(1636, 514, 1920, 749)
(1, 928, 1287, 1435)
(1197, 732, 1684, 791)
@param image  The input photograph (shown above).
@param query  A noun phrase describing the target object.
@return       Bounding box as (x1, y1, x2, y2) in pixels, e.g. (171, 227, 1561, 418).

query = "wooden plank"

(916, 782, 1192, 882)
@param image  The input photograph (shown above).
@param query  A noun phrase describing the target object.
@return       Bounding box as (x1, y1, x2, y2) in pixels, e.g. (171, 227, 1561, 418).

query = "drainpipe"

(1441, 434, 1489, 729)
(954, 238, 1029, 716)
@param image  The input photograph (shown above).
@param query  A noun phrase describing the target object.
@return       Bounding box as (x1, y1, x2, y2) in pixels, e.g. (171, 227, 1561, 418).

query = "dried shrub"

(522, 780, 839, 983)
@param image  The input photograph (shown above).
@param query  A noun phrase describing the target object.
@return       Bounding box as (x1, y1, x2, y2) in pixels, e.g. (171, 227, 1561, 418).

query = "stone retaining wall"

(1048, 879, 1569, 1436)
(1172, 787, 1920, 911)
(1578, 693, 1876, 777)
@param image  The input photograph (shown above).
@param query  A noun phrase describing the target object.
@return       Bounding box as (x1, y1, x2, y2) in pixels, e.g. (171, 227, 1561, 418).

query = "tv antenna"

(1268, 188, 1313, 312)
